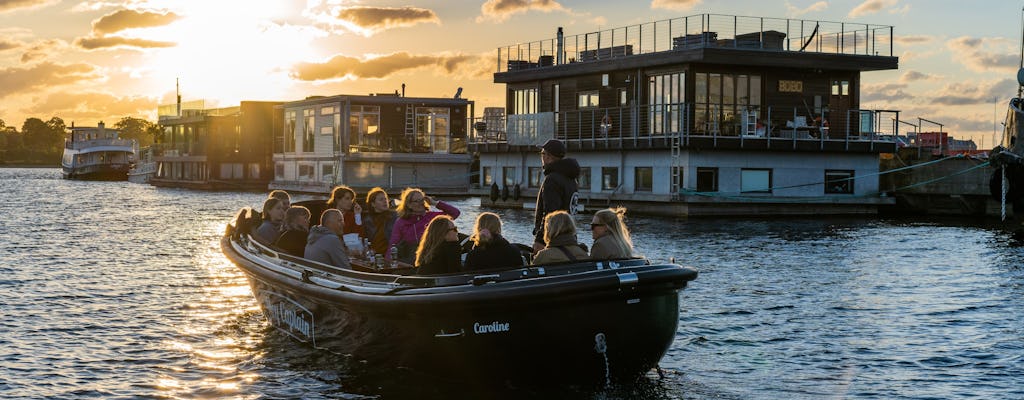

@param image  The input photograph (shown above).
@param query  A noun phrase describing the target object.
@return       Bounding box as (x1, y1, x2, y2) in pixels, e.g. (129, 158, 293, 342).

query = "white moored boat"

(62, 121, 135, 181)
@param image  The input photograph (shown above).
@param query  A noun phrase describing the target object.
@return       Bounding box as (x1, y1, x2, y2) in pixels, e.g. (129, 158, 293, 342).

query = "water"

(2, 167, 1023, 399)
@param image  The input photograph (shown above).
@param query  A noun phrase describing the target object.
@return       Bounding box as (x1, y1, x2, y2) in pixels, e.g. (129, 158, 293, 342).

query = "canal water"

(1, 167, 1022, 399)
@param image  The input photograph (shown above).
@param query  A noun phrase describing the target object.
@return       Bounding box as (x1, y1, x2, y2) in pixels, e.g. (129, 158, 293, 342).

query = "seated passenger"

(274, 206, 310, 257)
(269, 189, 291, 209)
(362, 187, 397, 255)
(305, 209, 351, 269)
(389, 188, 460, 264)
(254, 197, 285, 244)
(589, 207, 635, 260)
(326, 185, 364, 236)
(464, 212, 524, 271)
(532, 211, 589, 265)
(414, 216, 462, 275)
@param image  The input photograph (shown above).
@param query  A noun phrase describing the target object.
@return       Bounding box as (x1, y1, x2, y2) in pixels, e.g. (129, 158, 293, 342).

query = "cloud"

(894, 35, 932, 45)
(930, 79, 1017, 106)
(91, 9, 181, 35)
(23, 91, 158, 120)
(784, 1, 827, 17)
(0, 0, 58, 13)
(0, 62, 101, 99)
(20, 38, 66, 63)
(74, 35, 176, 50)
(291, 52, 491, 81)
(861, 82, 913, 103)
(334, 6, 439, 35)
(651, 0, 702, 10)
(477, 0, 569, 23)
(0, 39, 20, 51)
(946, 36, 1018, 73)
(848, 0, 898, 18)
(899, 70, 940, 83)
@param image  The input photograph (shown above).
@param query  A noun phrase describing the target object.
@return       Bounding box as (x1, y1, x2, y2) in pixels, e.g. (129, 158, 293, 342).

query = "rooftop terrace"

(497, 13, 894, 73)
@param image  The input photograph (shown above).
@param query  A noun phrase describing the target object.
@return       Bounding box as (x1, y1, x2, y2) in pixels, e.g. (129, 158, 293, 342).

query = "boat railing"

(65, 138, 135, 150)
(497, 13, 894, 73)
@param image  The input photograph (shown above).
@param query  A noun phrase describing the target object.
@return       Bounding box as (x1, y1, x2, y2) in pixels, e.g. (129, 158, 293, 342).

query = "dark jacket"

(254, 220, 281, 244)
(533, 232, 589, 265)
(304, 226, 351, 269)
(416, 241, 463, 275)
(533, 157, 581, 244)
(274, 228, 308, 258)
(362, 209, 397, 255)
(464, 234, 524, 271)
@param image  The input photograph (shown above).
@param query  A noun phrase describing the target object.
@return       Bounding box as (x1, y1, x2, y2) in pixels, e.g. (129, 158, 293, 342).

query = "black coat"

(533, 157, 580, 244)
(274, 229, 308, 258)
(416, 241, 463, 275)
(464, 235, 524, 271)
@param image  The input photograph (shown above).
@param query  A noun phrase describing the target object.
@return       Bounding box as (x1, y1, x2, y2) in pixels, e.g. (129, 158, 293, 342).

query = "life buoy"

(512, 184, 521, 201)
(489, 182, 499, 202)
(601, 114, 612, 126)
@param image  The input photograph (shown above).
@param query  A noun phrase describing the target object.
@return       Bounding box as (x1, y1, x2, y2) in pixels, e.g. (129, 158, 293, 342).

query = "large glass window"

(741, 168, 772, 193)
(284, 111, 296, 153)
(601, 167, 619, 190)
(696, 167, 718, 192)
(482, 166, 493, 186)
(303, 109, 314, 153)
(349, 105, 381, 152)
(694, 73, 761, 135)
(648, 72, 685, 135)
(503, 167, 517, 187)
(825, 170, 854, 194)
(635, 167, 653, 192)
(578, 167, 591, 191)
(415, 107, 450, 153)
(528, 167, 542, 188)
(513, 88, 537, 115)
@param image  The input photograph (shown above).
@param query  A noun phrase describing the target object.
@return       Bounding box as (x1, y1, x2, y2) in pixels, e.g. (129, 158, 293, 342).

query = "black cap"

(538, 139, 566, 157)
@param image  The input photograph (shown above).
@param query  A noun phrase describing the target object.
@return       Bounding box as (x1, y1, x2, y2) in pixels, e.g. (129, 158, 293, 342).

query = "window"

(482, 166, 492, 186)
(320, 126, 333, 135)
(648, 72, 685, 135)
(832, 80, 850, 96)
(321, 106, 335, 115)
(249, 163, 260, 179)
(322, 164, 334, 182)
(513, 88, 537, 115)
(284, 111, 296, 153)
(578, 167, 591, 191)
(693, 72, 761, 135)
(303, 109, 314, 153)
(503, 167, 517, 187)
(578, 91, 599, 108)
(618, 88, 628, 106)
(601, 167, 619, 190)
(825, 170, 854, 194)
(635, 167, 653, 192)
(298, 163, 314, 180)
(696, 167, 718, 192)
(275, 163, 284, 179)
(528, 167, 543, 188)
(741, 169, 772, 193)
(349, 105, 381, 152)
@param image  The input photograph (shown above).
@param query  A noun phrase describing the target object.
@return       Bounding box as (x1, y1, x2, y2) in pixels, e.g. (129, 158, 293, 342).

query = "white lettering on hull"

(473, 321, 511, 334)
(261, 291, 315, 343)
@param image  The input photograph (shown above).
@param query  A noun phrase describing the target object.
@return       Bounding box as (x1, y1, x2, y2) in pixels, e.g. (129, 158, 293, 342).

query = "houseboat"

(127, 145, 156, 184)
(151, 100, 281, 190)
(470, 14, 902, 216)
(268, 93, 474, 195)
(61, 121, 135, 181)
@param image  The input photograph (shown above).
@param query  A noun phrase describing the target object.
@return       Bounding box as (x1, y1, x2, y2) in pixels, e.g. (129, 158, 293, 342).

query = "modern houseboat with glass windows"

(61, 122, 135, 181)
(151, 100, 281, 190)
(269, 93, 474, 195)
(470, 13, 902, 216)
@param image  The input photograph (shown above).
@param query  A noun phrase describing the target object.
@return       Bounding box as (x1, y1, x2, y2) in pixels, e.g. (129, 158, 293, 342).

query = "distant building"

(471, 13, 902, 216)
(152, 100, 281, 190)
(269, 93, 474, 195)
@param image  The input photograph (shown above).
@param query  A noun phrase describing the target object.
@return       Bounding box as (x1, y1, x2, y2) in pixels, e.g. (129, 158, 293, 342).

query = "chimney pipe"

(401, 83, 406, 97)
(556, 27, 564, 65)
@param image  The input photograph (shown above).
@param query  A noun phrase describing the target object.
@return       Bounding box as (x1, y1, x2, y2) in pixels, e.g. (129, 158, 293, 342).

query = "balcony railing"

(498, 13, 894, 72)
(469, 104, 901, 149)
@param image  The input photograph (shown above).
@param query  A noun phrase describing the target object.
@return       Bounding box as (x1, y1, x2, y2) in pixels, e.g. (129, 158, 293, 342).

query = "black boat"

(221, 206, 698, 384)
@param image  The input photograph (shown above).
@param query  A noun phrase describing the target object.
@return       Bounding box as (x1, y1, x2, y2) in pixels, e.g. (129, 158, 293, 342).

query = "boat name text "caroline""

(473, 321, 510, 334)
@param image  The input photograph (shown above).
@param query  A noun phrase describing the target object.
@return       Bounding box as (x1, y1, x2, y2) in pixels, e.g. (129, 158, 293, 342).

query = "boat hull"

(221, 230, 695, 384)
(62, 163, 130, 181)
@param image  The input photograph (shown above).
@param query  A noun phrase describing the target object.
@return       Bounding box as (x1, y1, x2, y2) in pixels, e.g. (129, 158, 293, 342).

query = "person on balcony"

(532, 139, 581, 254)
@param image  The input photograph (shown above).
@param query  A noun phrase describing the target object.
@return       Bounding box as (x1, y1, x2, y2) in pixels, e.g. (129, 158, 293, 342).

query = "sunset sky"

(0, 0, 1021, 148)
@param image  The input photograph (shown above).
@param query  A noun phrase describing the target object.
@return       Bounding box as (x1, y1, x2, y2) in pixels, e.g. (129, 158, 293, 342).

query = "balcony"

(468, 104, 900, 153)
(497, 13, 894, 73)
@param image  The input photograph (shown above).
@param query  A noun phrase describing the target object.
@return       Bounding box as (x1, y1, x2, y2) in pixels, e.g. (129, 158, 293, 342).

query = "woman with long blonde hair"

(532, 211, 589, 265)
(589, 207, 635, 260)
(414, 216, 462, 275)
(464, 212, 523, 270)
(389, 187, 460, 264)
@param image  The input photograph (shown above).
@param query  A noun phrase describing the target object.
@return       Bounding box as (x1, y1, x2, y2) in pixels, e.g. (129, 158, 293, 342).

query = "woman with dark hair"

(589, 207, 636, 260)
(414, 216, 462, 275)
(464, 212, 523, 271)
(273, 206, 311, 257)
(326, 185, 363, 236)
(254, 197, 285, 244)
(532, 211, 588, 265)
(388, 187, 460, 264)
(362, 187, 397, 255)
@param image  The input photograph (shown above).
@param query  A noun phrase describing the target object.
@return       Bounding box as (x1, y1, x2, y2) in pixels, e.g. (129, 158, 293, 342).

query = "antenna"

(1018, 6, 1024, 98)
(176, 78, 182, 117)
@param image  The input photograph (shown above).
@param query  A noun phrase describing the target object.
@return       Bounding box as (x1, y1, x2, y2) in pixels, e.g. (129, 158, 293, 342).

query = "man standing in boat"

(532, 139, 581, 254)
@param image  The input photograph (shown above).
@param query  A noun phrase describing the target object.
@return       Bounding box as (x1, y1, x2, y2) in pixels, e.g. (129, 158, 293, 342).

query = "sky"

(0, 0, 1021, 148)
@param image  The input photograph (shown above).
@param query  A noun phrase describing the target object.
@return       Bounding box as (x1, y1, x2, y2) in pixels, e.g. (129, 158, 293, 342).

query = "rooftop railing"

(498, 13, 894, 73)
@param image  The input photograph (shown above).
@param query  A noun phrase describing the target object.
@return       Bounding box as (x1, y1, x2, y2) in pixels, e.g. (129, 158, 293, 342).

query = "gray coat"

(254, 220, 281, 244)
(305, 226, 351, 269)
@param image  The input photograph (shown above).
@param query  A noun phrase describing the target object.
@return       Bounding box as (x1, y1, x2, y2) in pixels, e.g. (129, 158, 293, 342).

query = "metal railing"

(497, 13, 894, 73)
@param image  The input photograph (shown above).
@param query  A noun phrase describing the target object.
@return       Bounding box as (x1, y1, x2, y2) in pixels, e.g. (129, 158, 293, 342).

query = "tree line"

(0, 116, 161, 165)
